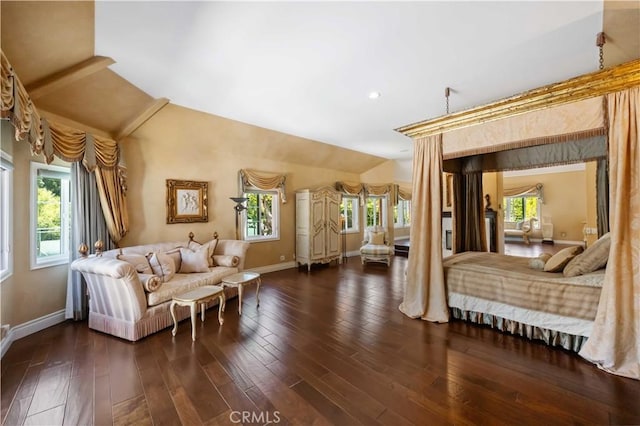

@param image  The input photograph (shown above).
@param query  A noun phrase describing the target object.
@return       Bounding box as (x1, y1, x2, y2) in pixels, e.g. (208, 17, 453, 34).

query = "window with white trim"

(503, 195, 541, 229)
(340, 196, 359, 233)
(243, 190, 279, 241)
(30, 162, 71, 269)
(366, 196, 387, 227)
(394, 199, 411, 228)
(1, 152, 13, 281)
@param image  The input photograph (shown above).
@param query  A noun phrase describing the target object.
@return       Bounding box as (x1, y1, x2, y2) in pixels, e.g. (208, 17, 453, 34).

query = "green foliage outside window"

(504, 196, 538, 223)
(37, 178, 62, 242)
(245, 192, 274, 237)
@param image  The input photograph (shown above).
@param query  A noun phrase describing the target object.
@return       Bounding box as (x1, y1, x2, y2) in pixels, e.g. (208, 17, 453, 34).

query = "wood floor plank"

(26, 362, 71, 417)
(23, 404, 65, 426)
(112, 394, 152, 426)
(1, 361, 29, 423)
(93, 374, 112, 426)
(2, 397, 30, 426)
(106, 340, 144, 405)
(169, 355, 228, 422)
(291, 379, 359, 425)
(137, 364, 182, 426)
(63, 374, 93, 426)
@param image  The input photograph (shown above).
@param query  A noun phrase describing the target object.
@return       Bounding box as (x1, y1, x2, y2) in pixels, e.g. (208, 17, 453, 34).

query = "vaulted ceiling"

(2, 1, 639, 164)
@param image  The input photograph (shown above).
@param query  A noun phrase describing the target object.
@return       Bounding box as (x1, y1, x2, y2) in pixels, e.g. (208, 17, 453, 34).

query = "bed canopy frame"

(396, 57, 640, 380)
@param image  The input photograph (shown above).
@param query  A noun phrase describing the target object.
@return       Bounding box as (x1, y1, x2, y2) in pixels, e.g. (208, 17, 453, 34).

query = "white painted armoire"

(295, 187, 342, 271)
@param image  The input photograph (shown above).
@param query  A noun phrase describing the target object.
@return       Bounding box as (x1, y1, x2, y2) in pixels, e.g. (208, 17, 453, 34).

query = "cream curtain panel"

(580, 87, 640, 380)
(239, 169, 287, 203)
(1, 49, 128, 242)
(399, 134, 449, 322)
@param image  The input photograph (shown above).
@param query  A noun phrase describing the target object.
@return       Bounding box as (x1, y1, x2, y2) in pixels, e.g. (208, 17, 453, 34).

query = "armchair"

(360, 226, 393, 266)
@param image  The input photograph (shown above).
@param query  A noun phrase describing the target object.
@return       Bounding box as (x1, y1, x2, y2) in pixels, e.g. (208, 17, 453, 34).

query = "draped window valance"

(398, 187, 412, 201)
(1, 49, 128, 242)
(503, 183, 544, 201)
(239, 168, 287, 203)
(335, 181, 365, 205)
(335, 181, 401, 205)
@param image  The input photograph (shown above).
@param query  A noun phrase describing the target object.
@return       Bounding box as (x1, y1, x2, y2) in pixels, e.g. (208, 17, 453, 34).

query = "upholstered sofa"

(70, 235, 250, 341)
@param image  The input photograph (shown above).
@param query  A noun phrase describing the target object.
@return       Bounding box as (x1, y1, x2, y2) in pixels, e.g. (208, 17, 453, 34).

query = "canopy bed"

(396, 58, 640, 380)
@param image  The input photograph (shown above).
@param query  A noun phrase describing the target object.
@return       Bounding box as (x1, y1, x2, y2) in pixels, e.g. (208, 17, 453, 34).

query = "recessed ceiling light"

(368, 91, 381, 99)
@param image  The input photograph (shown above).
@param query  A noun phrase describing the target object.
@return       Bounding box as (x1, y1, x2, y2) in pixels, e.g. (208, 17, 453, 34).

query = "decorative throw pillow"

(117, 254, 153, 274)
(213, 255, 240, 267)
(138, 273, 163, 292)
(543, 246, 584, 273)
(165, 248, 183, 272)
(188, 239, 218, 267)
(528, 252, 553, 271)
(179, 247, 210, 273)
(370, 232, 385, 245)
(146, 252, 176, 282)
(563, 233, 611, 277)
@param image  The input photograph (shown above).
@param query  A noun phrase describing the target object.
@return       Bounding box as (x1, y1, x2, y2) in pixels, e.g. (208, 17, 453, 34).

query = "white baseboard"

(248, 261, 297, 274)
(1, 327, 15, 358)
(1, 309, 66, 358)
(248, 252, 364, 274)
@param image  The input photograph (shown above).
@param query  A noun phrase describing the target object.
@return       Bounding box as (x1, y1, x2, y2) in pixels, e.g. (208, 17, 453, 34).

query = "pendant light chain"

(445, 87, 451, 114)
(596, 32, 606, 70)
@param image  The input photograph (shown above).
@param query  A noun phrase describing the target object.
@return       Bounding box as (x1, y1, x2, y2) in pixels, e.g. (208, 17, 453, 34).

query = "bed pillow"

(528, 252, 553, 271)
(179, 247, 210, 273)
(543, 246, 584, 273)
(563, 232, 611, 277)
(117, 254, 153, 274)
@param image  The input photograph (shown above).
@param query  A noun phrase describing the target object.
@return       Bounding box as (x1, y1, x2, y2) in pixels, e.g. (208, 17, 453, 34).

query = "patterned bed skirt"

(450, 307, 588, 352)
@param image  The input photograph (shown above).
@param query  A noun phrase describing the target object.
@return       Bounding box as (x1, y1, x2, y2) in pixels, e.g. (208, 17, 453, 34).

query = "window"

(394, 199, 411, 228)
(1, 152, 13, 281)
(243, 190, 279, 241)
(503, 195, 540, 229)
(340, 196, 359, 233)
(366, 196, 387, 227)
(30, 162, 71, 269)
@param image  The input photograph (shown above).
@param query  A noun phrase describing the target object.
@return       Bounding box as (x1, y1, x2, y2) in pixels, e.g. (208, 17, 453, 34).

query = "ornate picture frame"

(166, 179, 208, 224)
(444, 173, 453, 210)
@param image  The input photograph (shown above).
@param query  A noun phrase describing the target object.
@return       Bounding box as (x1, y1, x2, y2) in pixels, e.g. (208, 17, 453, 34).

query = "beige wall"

(121, 104, 382, 268)
(1, 121, 69, 328)
(502, 167, 596, 242)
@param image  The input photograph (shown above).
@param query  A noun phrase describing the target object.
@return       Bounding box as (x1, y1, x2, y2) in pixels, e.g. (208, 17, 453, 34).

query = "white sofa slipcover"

(71, 237, 250, 341)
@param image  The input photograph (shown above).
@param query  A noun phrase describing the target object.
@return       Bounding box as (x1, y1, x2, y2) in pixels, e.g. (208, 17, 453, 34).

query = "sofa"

(70, 234, 250, 341)
(504, 218, 538, 244)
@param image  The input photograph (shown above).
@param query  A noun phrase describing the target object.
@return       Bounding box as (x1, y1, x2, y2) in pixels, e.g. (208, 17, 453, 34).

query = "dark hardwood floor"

(2, 257, 639, 425)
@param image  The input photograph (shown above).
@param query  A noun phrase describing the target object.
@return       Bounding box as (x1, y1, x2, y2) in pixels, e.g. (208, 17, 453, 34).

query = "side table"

(221, 272, 261, 316)
(170, 285, 226, 341)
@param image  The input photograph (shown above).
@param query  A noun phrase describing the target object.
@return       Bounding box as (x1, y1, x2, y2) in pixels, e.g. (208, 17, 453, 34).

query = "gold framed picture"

(444, 173, 453, 210)
(166, 179, 208, 224)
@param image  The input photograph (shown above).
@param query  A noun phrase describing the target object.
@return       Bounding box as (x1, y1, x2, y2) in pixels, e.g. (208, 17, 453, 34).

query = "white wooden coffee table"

(170, 285, 226, 341)
(221, 272, 261, 316)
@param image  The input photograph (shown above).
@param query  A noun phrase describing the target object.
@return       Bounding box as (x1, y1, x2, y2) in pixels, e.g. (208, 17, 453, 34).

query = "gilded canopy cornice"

(395, 58, 640, 138)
